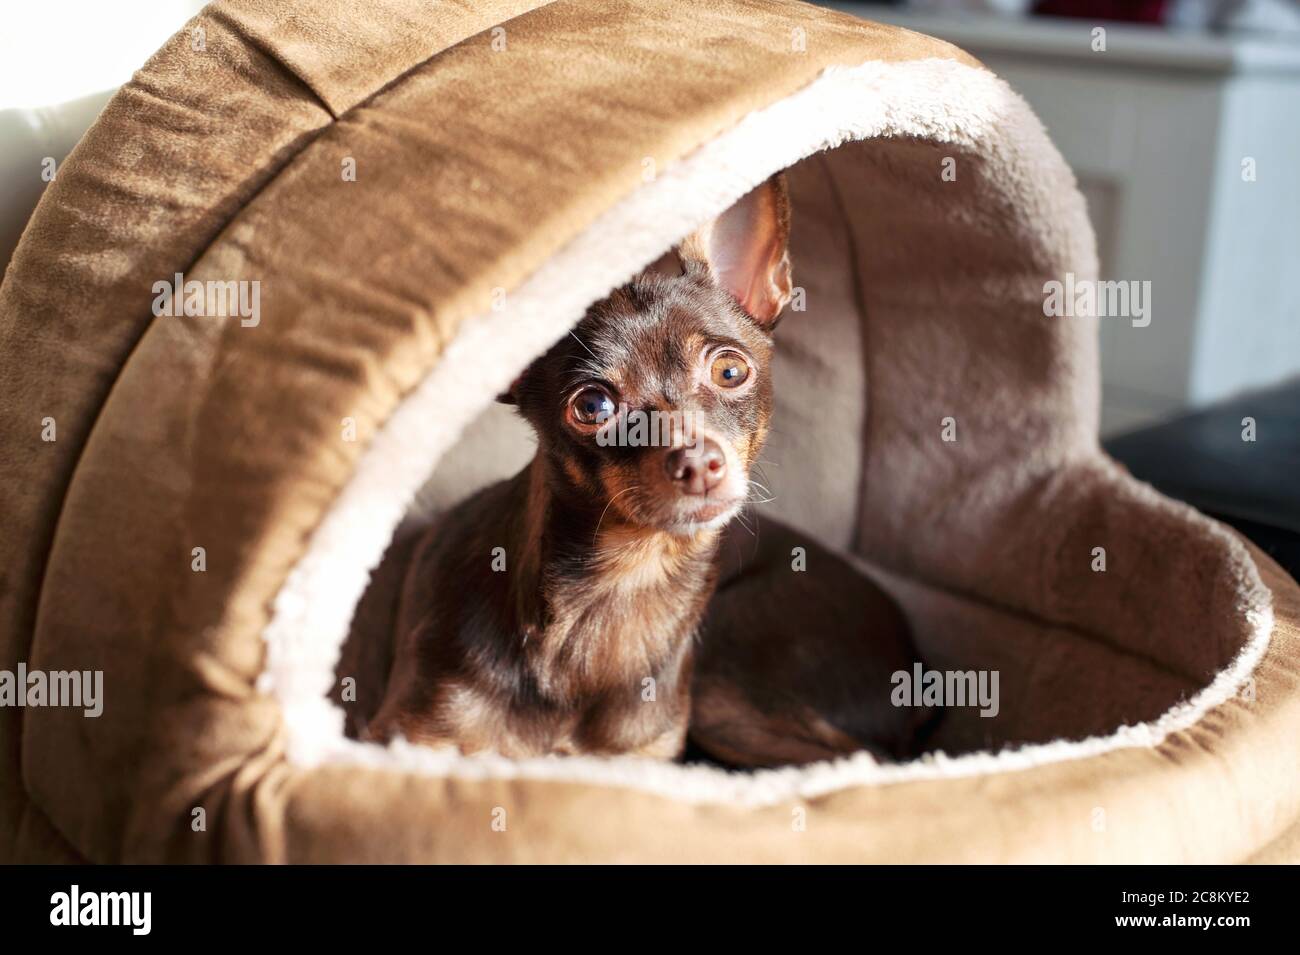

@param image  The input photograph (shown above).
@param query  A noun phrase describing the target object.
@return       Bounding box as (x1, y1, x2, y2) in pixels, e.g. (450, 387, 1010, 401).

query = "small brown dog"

(369, 176, 922, 763)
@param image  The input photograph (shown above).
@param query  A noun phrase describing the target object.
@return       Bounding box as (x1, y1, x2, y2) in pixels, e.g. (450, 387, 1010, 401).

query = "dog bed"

(2, 0, 1297, 863)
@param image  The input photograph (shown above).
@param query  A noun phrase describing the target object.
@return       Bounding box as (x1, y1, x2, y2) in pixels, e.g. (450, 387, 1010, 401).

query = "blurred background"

(820, 0, 1300, 436)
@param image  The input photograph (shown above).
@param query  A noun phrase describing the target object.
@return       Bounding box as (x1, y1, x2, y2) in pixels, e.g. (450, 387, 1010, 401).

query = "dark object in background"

(1105, 379, 1300, 578)
(1040, 0, 1175, 23)
(1035, 1, 1171, 23)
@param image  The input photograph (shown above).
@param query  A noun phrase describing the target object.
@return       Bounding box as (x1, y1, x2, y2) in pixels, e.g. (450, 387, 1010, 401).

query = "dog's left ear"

(679, 173, 792, 328)
(496, 370, 527, 404)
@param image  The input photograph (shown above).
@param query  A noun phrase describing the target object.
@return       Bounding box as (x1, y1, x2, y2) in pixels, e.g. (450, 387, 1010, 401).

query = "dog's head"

(504, 175, 792, 535)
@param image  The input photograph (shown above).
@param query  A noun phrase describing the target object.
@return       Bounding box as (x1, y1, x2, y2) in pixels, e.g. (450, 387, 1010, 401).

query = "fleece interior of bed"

(336, 143, 1260, 763)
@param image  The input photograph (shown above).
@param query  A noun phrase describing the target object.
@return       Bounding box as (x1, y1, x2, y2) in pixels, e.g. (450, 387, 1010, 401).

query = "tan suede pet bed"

(2, 0, 1299, 864)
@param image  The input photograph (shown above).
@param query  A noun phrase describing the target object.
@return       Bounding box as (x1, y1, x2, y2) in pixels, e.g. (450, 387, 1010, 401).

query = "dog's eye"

(710, 352, 751, 389)
(570, 387, 615, 426)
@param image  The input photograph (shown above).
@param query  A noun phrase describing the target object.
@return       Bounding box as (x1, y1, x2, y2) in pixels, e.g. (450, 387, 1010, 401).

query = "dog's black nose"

(663, 439, 726, 495)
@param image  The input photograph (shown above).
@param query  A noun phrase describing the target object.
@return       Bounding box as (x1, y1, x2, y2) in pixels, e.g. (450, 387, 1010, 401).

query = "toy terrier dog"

(369, 176, 793, 758)
(370, 175, 923, 764)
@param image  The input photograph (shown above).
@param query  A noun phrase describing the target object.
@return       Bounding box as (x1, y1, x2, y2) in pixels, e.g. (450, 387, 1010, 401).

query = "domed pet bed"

(2, 0, 1298, 864)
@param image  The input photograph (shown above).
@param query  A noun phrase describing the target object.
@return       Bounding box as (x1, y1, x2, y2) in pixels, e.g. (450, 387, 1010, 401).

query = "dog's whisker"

(593, 485, 640, 545)
(752, 462, 778, 490)
(745, 479, 776, 506)
(568, 329, 599, 361)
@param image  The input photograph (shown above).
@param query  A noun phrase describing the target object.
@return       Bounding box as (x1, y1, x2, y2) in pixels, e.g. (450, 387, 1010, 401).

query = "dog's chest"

(445, 632, 694, 759)
(445, 571, 704, 758)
